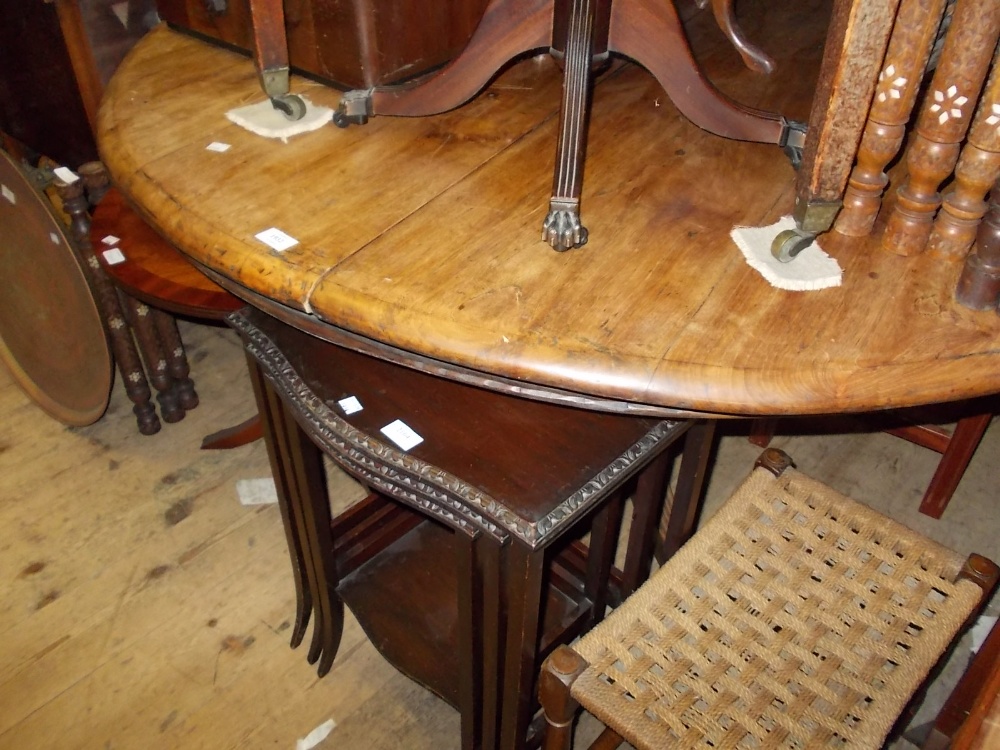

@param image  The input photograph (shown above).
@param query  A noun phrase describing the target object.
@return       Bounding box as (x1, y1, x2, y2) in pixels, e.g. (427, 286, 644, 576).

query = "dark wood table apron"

(229, 306, 714, 750)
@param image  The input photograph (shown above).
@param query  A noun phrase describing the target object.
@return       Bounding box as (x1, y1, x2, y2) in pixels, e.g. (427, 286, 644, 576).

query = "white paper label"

(255, 227, 299, 252)
(206, 141, 231, 152)
(380, 419, 423, 451)
(101, 235, 121, 245)
(103, 248, 127, 265)
(338, 396, 363, 415)
(49, 232, 60, 245)
(53, 166, 79, 184)
(1, 184, 15, 204)
(236, 477, 279, 506)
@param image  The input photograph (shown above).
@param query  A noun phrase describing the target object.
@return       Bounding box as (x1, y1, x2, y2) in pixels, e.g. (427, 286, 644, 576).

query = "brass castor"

(271, 93, 307, 121)
(771, 228, 815, 263)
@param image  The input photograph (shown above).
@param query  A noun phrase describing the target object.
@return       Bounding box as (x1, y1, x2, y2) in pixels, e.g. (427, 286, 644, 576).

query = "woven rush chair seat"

(540, 449, 999, 750)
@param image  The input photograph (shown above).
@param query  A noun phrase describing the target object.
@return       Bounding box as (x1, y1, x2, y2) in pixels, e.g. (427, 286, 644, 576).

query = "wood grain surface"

(98, 2, 1000, 416)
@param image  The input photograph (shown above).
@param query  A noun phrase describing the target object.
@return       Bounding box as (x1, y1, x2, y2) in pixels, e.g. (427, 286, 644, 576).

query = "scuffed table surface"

(98, 17, 1000, 416)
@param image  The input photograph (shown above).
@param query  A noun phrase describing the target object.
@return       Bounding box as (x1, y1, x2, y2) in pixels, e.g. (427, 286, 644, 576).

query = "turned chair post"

(955, 178, 1000, 309)
(834, 0, 947, 238)
(882, 0, 1000, 256)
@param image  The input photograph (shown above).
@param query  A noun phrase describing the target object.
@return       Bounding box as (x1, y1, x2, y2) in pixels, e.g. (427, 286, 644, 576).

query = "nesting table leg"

(151, 307, 199, 411)
(246, 358, 314, 649)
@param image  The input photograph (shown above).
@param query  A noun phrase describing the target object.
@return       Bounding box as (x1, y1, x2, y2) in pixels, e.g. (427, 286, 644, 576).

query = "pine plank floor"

(1, 320, 997, 749)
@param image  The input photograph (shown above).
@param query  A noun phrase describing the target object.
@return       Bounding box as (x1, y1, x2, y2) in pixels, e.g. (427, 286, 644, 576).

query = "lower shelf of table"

(336, 501, 603, 709)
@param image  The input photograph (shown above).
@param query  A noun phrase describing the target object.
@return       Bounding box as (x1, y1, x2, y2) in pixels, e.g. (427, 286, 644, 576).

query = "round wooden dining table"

(97, 7, 1000, 750)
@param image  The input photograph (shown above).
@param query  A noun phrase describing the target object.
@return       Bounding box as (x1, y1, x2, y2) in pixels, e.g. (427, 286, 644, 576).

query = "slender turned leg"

(150, 308, 199, 411)
(607, 0, 788, 144)
(247, 0, 305, 119)
(956, 180, 1000, 309)
(657, 419, 716, 564)
(246, 358, 313, 649)
(883, 0, 1000, 256)
(543, 0, 598, 251)
(695, 0, 775, 75)
(834, 0, 947, 238)
(498, 542, 547, 750)
(122, 294, 184, 423)
(334, 0, 552, 125)
(55, 178, 160, 434)
(539, 645, 588, 750)
(281, 403, 345, 677)
(927, 49, 1000, 260)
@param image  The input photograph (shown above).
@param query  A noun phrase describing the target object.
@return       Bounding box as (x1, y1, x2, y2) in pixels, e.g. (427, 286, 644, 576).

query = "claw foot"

(543, 202, 589, 252)
(333, 90, 372, 128)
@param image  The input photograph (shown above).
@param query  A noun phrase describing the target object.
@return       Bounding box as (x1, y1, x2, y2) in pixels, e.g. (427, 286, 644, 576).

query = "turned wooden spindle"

(55, 176, 161, 435)
(834, 0, 947, 237)
(882, 0, 1000, 256)
(955, 180, 1000, 309)
(928, 49, 1000, 260)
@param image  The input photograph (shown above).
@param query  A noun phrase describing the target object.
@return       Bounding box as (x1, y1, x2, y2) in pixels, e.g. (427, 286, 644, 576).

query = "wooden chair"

(539, 448, 999, 750)
(748, 404, 993, 519)
(55, 165, 258, 447)
(925, 614, 1000, 748)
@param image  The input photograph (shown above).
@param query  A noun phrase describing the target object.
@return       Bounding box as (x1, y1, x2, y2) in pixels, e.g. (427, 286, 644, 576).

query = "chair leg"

(919, 413, 992, 518)
(539, 646, 588, 750)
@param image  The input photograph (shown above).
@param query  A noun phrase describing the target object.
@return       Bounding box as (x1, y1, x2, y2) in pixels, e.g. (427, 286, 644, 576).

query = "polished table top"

(98, 9, 1000, 417)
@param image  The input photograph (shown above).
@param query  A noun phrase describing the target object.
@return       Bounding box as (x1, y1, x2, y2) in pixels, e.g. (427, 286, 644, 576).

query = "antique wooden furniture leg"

(886, 412, 993, 519)
(151, 306, 199, 412)
(883, 0, 1000, 256)
(333, 0, 552, 126)
(655, 419, 717, 563)
(55, 177, 160, 434)
(542, 0, 599, 251)
(956, 179, 1000, 309)
(695, 0, 775, 75)
(246, 356, 312, 648)
(89, 184, 256, 446)
(539, 448, 1000, 750)
(772, 0, 902, 260)
(247, 0, 305, 119)
(927, 48, 1000, 260)
(121, 295, 185, 424)
(834, 0, 948, 238)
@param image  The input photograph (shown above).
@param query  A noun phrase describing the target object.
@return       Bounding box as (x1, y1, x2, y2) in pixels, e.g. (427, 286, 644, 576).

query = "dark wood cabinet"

(156, 0, 490, 89)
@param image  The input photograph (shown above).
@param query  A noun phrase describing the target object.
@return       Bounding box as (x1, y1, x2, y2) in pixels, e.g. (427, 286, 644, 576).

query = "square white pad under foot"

(731, 215, 843, 291)
(226, 97, 332, 142)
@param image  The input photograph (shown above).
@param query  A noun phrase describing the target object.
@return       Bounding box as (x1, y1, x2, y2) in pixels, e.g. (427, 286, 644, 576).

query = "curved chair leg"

(607, 0, 787, 144)
(334, 0, 552, 124)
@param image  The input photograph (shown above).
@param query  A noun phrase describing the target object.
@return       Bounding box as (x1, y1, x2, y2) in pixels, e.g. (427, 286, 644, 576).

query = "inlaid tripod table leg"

(334, 0, 552, 126)
(122, 295, 185, 424)
(55, 177, 160, 435)
(150, 307, 199, 412)
(542, 0, 598, 251)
